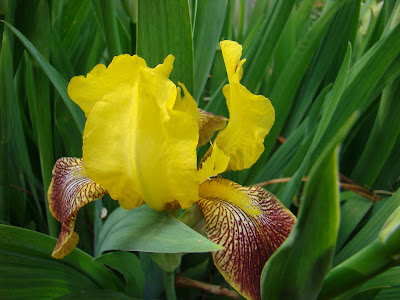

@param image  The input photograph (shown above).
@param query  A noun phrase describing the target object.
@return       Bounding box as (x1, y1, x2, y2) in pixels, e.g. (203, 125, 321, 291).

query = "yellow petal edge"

(214, 40, 275, 171)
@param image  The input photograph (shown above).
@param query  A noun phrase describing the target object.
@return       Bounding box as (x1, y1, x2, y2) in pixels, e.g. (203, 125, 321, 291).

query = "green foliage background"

(1, 0, 400, 299)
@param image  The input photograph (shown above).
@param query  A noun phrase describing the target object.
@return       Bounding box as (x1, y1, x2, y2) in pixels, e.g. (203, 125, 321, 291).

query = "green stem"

(93, 198, 103, 257)
(318, 238, 397, 299)
(163, 271, 177, 300)
(0, 0, 15, 225)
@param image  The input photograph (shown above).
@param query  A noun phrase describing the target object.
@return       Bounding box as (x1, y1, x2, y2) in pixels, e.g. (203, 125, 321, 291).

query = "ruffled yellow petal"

(220, 40, 244, 82)
(174, 83, 199, 121)
(197, 109, 227, 147)
(198, 143, 230, 184)
(48, 157, 106, 259)
(198, 178, 296, 300)
(83, 66, 199, 211)
(153, 54, 175, 78)
(214, 41, 275, 171)
(136, 70, 199, 210)
(67, 54, 147, 117)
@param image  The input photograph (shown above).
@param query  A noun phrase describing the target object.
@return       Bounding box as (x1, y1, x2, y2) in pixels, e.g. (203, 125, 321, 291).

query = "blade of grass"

(374, 133, 400, 190)
(99, 0, 122, 58)
(336, 194, 373, 252)
(0, 2, 44, 229)
(355, 267, 400, 296)
(277, 43, 352, 206)
(192, 0, 227, 102)
(2, 21, 85, 133)
(137, 0, 194, 94)
(50, 24, 74, 80)
(319, 237, 398, 299)
(0, 0, 16, 225)
(351, 75, 400, 188)
(246, 0, 346, 184)
(320, 192, 400, 299)
(313, 20, 400, 170)
(334, 189, 400, 265)
(26, 0, 58, 237)
(249, 83, 332, 187)
(242, 1, 296, 92)
(61, 0, 94, 60)
(260, 110, 357, 299)
(283, 1, 359, 135)
(269, 0, 314, 97)
(261, 145, 341, 299)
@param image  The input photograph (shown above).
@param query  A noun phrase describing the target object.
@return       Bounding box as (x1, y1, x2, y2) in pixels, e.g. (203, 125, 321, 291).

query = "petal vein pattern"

(198, 178, 296, 300)
(48, 157, 106, 259)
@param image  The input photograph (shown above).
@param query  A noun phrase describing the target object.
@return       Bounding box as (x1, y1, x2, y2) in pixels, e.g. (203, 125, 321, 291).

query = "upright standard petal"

(83, 65, 199, 211)
(132, 69, 199, 210)
(48, 157, 106, 259)
(214, 41, 275, 171)
(67, 55, 147, 117)
(198, 178, 296, 300)
(82, 84, 143, 210)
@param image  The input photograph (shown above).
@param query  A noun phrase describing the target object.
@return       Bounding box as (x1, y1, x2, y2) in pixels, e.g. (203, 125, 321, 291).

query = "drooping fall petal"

(213, 40, 275, 171)
(197, 178, 296, 300)
(82, 65, 199, 211)
(48, 157, 106, 259)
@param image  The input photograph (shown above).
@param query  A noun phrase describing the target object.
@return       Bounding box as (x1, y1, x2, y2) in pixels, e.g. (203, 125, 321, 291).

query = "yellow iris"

(48, 40, 295, 300)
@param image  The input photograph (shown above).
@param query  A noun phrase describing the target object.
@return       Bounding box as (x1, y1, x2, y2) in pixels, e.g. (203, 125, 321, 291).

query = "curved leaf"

(1, 21, 85, 133)
(261, 146, 341, 299)
(0, 225, 124, 300)
(94, 252, 144, 298)
(96, 205, 222, 255)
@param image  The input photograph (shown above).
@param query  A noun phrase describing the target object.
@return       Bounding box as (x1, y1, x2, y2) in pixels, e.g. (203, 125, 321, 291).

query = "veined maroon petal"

(197, 178, 296, 300)
(48, 157, 106, 259)
(198, 109, 227, 147)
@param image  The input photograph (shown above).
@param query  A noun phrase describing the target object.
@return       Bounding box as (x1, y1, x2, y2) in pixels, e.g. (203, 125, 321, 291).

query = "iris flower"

(48, 40, 295, 300)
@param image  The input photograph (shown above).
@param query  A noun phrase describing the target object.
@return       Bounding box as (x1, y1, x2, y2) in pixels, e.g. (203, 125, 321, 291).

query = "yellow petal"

(82, 84, 143, 210)
(153, 54, 175, 78)
(83, 66, 199, 211)
(198, 109, 227, 147)
(174, 83, 199, 121)
(48, 157, 106, 259)
(67, 54, 147, 117)
(198, 143, 230, 184)
(220, 40, 245, 82)
(135, 69, 199, 210)
(214, 40, 275, 171)
(198, 178, 296, 300)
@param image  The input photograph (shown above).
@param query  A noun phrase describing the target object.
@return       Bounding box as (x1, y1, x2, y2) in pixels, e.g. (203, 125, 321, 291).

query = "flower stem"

(163, 271, 177, 300)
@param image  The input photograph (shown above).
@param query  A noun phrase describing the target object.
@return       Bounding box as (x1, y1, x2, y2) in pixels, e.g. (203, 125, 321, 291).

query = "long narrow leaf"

(193, 0, 227, 102)
(137, 0, 194, 94)
(261, 145, 341, 299)
(2, 21, 85, 133)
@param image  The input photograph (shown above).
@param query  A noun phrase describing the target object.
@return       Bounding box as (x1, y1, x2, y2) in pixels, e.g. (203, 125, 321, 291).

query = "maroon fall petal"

(48, 157, 106, 258)
(197, 178, 296, 300)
